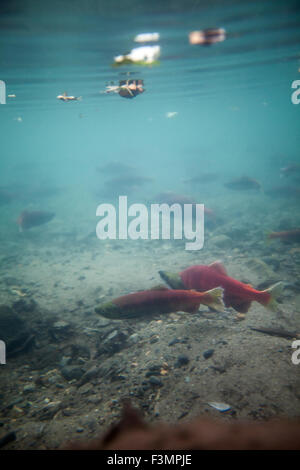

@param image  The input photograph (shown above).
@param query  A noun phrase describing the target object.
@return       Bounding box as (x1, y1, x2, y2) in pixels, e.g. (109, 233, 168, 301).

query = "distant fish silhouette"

(224, 176, 261, 191)
(280, 164, 300, 177)
(267, 229, 300, 243)
(17, 210, 55, 232)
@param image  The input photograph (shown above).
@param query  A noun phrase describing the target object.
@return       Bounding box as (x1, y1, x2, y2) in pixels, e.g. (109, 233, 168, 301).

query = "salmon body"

(268, 229, 300, 242)
(17, 210, 55, 231)
(160, 262, 282, 313)
(224, 176, 261, 191)
(95, 287, 224, 319)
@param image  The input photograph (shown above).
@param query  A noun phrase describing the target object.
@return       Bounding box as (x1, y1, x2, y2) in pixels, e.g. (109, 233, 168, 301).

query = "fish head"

(158, 271, 185, 289)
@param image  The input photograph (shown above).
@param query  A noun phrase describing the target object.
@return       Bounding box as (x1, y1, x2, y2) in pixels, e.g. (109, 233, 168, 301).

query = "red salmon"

(160, 262, 282, 313)
(95, 287, 224, 319)
(267, 229, 300, 242)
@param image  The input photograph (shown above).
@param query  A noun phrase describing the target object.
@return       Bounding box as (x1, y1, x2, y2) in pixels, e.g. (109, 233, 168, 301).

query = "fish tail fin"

(158, 270, 185, 289)
(262, 282, 284, 311)
(201, 287, 225, 312)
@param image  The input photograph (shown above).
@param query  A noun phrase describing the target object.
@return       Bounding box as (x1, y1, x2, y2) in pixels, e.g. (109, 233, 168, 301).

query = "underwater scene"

(0, 0, 300, 450)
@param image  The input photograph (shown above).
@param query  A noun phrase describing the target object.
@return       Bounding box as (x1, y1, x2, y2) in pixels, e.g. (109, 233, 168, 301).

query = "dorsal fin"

(149, 284, 170, 291)
(208, 261, 228, 276)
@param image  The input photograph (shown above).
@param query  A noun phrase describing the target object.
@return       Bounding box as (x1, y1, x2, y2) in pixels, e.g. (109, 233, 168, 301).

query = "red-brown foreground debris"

(63, 401, 300, 450)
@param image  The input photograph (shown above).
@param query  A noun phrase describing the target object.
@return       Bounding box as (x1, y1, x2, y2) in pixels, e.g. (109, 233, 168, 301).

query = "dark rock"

(175, 354, 190, 367)
(168, 338, 181, 346)
(150, 335, 159, 344)
(146, 363, 163, 376)
(148, 376, 163, 387)
(55, 383, 65, 389)
(23, 384, 36, 394)
(210, 365, 226, 373)
(203, 349, 214, 359)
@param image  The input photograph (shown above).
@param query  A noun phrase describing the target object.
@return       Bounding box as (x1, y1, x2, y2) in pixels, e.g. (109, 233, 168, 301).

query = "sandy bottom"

(0, 194, 300, 449)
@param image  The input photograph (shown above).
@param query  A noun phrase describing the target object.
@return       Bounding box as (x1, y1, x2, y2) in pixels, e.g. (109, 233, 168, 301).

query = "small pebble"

(150, 335, 159, 344)
(168, 338, 181, 346)
(175, 354, 190, 367)
(23, 384, 35, 394)
(203, 349, 214, 359)
(148, 376, 163, 386)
